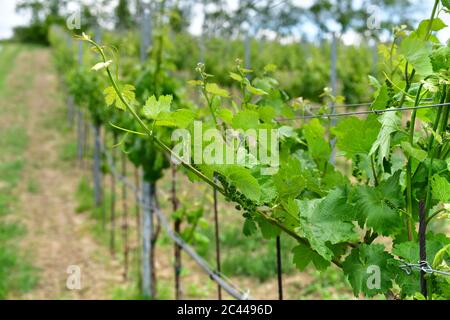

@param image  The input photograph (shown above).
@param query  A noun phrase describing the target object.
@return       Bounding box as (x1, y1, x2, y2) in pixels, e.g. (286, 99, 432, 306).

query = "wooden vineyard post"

(121, 152, 129, 280)
(76, 41, 84, 168)
(140, 3, 152, 63)
(172, 166, 182, 299)
(83, 117, 89, 170)
(213, 174, 222, 300)
(329, 32, 338, 165)
(199, 0, 206, 63)
(244, 31, 251, 73)
(134, 166, 142, 287)
(76, 109, 83, 167)
(141, 180, 156, 298)
(110, 133, 118, 256)
(141, 180, 151, 297)
(67, 95, 74, 127)
(150, 183, 159, 298)
(93, 124, 102, 210)
(101, 129, 107, 229)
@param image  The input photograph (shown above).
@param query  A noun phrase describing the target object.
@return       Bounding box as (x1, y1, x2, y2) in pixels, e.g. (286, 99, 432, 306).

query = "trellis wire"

(101, 145, 251, 300)
(304, 98, 434, 112)
(306, 102, 373, 111)
(399, 261, 450, 277)
(276, 102, 450, 121)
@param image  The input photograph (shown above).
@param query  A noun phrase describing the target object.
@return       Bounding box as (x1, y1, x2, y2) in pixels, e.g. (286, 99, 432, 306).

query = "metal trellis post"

(213, 174, 222, 300)
(122, 152, 129, 280)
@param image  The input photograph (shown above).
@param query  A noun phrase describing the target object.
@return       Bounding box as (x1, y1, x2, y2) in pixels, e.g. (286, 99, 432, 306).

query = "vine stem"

(87, 39, 223, 193)
(405, 83, 424, 240)
(397, 0, 438, 109)
(426, 208, 447, 226)
(425, 87, 449, 214)
(82, 37, 347, 270)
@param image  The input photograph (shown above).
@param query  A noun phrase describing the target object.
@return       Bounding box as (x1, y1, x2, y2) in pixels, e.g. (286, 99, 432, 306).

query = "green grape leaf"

(155, 109, 195, 128)
(431, 174, 450, 202)
(443, 0, 450, 10)
(304, 119, 331, 163)
(103, 84, 135, 111)
(217, 108, 234, 125)
(219, 165, 261, 201)
(205, 83, 229, 97)
(255, 216, 280, 239)
(371, 84, 390, 110)
(142, 95, 173, 120)
(332, 115, 380, 158)
(296, 195, 359, 261)
(273, 158, 305, 200)
(415, 18, 447, 39)
(246, 84, 268, 96)
(232, 110, 259, 130)
(401, 141, 428, 162)
(187, 79, 203, 86)
(430, 46, 450, 71)
(355, 171, 403, 236)
(369, 110, 401, 167)
(342, 244, 395, 297)
(393, 233, 450, 263)
(433, 244, 450, 269)
(368, 75, 381, 89)
(243, 218, 257, 236)
(399, 34, 433, 76)
(292, 242, 330, 271)
(264, 64, 277, 73)
(229, 72, 243, 82)
(258, 106, 276, 123)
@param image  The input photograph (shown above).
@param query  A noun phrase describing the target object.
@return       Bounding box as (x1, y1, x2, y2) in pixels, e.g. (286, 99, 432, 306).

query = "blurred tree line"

(13, 0, 419, 103)
(13, 0, 418, 44)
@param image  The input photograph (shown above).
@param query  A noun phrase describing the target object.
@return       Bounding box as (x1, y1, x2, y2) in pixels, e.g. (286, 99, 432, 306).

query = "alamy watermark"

(171, 121, 280, 175)
(66, 8, 81, 31)
(366, 265, 381, 290)
(66, 265, 81, 290)
(367, 5, 381, 30)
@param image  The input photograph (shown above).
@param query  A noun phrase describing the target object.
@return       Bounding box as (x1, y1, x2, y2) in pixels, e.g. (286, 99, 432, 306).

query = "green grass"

(0, 44, 37, 299)
(0, 126, 28, 155)
(59, 141, 78, 162)
(200, 221, 296, 281)
(75, 176, 95, 213)
(0, 44, 20, 92)
(27, 178, 40, 194)
(296, 268, 354, 299)
(0, 242, 38, 299)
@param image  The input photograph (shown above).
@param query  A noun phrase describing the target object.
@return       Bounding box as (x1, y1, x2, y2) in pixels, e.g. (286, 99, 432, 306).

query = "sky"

(0, 0, 449, 43)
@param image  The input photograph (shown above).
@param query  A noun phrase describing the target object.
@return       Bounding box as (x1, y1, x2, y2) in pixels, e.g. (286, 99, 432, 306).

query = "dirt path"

(7, 48, 123, 300)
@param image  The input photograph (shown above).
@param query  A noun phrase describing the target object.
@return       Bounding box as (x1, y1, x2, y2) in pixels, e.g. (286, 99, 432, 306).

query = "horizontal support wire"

(304, 98, 434, 111)
(399, 261, 450, 277)
(100, 143, 251, 300)
(277, 102, 450, 121)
